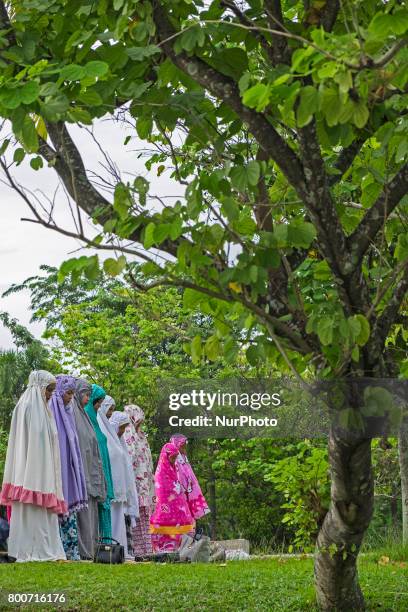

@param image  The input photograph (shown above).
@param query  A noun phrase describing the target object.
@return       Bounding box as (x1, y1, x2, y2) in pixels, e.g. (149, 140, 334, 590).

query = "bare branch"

(39, 122, 183, 258)
(371, 38, 408, 69)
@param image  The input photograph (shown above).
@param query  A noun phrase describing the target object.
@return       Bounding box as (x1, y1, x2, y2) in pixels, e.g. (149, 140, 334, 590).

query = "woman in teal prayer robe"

(84, 384, 114, 540)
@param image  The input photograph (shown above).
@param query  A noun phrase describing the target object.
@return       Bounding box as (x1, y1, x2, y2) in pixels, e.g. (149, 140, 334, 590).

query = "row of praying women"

(0, 370, 209, 562)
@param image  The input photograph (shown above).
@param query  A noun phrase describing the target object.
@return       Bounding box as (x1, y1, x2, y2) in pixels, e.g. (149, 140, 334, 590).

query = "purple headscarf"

(51, 375, 88, 514)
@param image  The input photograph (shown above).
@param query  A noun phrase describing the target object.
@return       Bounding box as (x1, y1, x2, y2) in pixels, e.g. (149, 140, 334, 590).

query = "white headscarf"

(97, 396, 129, 504)
(0, 370, 66, 514)
(109, 411, 139, 519)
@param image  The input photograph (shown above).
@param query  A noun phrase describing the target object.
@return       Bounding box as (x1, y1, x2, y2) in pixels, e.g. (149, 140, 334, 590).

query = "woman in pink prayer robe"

(149, 442, 194, 553)
(170, 434, 210, 520)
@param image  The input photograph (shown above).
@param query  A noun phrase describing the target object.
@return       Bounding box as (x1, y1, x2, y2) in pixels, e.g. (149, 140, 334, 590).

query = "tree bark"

(315, 432, 374, 611)
(398, 415, 408, 544)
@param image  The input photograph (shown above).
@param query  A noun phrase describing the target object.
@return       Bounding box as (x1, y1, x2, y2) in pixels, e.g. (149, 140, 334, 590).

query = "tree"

(0, 1, 407, 608)
(0, 313, 51, 429)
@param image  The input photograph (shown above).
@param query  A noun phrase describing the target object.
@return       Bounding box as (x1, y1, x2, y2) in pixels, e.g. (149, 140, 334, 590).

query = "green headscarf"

(84, 384, 114, 503)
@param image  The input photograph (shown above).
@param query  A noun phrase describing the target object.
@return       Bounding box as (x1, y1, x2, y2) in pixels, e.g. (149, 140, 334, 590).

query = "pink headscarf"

(170, 435, 210, 520)
(149, 443, 194, 535)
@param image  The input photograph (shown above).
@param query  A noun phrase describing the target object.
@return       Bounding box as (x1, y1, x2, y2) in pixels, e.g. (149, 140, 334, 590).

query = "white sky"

(0, 118, 183, 350)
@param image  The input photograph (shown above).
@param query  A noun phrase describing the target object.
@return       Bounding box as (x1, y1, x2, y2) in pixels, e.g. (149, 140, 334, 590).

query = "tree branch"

(40, 122, 182, 257)
(320, 0, 340, 33)
(152, 1, 308, 200)
(220, 0, 276, 64)
(0, 1, 16, 48)
(369, 264, 408, 361)
(348, 163, 408, 263)
(371, 38, 408, 69)
(263, 0, 292, 64)
(328, 137, 366, 187)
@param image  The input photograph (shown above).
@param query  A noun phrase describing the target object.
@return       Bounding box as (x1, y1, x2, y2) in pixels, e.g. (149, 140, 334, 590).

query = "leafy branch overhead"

(0, 0, 407, 379)
(0, 2, 408, 609)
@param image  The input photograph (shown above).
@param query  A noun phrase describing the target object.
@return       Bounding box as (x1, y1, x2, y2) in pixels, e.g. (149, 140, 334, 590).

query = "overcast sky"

(0, 119, 183, 350)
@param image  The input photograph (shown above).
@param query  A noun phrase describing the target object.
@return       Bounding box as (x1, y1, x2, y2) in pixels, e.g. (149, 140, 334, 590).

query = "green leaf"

(84, 61, 109, 77)
(103, 255, 126, 276)
(246, 344, 262, 366)
(230, 161, 260, 191)
(348, 316, 361, 342)
(21, 117, 38, 152)
(136, 116, 152, 139)
(297, 86, 318, 127)
(368, 10, 408, 38)
(84, 255, 100, 280)
(273, 224, 288, 248)
(0, 138, 10, 155)
(78, 89, 103, 106)
(143, 222, 156, 249)
(221, 197, 239, 222)
(352, 101, 369, 129)
(60, 64, 86, 81)
(287, 221, 316, 248)
(351, 346, 359, 362)
(178, 27, 205, 52)
(154, 223, 170, 244)
(205, 335, 220, 361)
(20, 81, 40, 104)
(126, 45, 161, 61)
(395, 234, 408, 262)
(316, 316, 334, 346)
(40, 94, 69, 119)
(352, 314, 370, 346)
(242, 83, 271, 112)
(13, 147, 25, 164)
(191, 335, 202, 364)
(113, 182, 132, 218)
(319, 87, 341, 126)
(1, 87, 22, 109)
(183, 288, 205, 310)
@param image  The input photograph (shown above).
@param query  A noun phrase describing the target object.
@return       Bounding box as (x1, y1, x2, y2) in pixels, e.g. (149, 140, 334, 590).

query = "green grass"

(0, 557, 407, 611)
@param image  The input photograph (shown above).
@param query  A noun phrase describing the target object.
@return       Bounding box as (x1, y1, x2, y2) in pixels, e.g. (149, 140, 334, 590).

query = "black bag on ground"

(94, 537, 124, 564)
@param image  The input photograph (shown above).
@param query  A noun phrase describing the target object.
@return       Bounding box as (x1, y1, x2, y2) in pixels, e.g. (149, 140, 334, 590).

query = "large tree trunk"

(315, 432, 374, 611)
(398, 415, 408, 544)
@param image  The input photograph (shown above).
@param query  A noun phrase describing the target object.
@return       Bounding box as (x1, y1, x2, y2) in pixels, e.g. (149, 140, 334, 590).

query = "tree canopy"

(0, 1, 407, 609)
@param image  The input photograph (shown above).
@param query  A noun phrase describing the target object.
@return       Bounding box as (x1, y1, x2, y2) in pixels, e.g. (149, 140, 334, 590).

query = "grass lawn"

(0, 557, 407, 611)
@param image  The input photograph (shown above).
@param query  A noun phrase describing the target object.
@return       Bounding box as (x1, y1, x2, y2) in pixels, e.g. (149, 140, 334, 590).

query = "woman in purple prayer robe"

(50, 375, 88, 560)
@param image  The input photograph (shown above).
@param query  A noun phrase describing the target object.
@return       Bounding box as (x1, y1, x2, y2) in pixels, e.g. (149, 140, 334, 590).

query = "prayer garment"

(51, 375, 87, 514)
(122, 404, 154, 555)
(0, 370, 66, 561)
(150, 442, 194, 552)
(109, 410, 140, 559)
(51, 375, 88, 561)
(73, 379, 106, 559)
(170, 434, 210, 520)
(59, 512, 80, 561)
(84, 385, 114, 541)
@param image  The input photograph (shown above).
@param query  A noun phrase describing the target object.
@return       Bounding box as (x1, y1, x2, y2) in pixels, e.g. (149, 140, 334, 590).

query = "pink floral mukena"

(171, 434, 210, 520)
(123, 405, 155, 511)
(149, 442, 194, 536)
